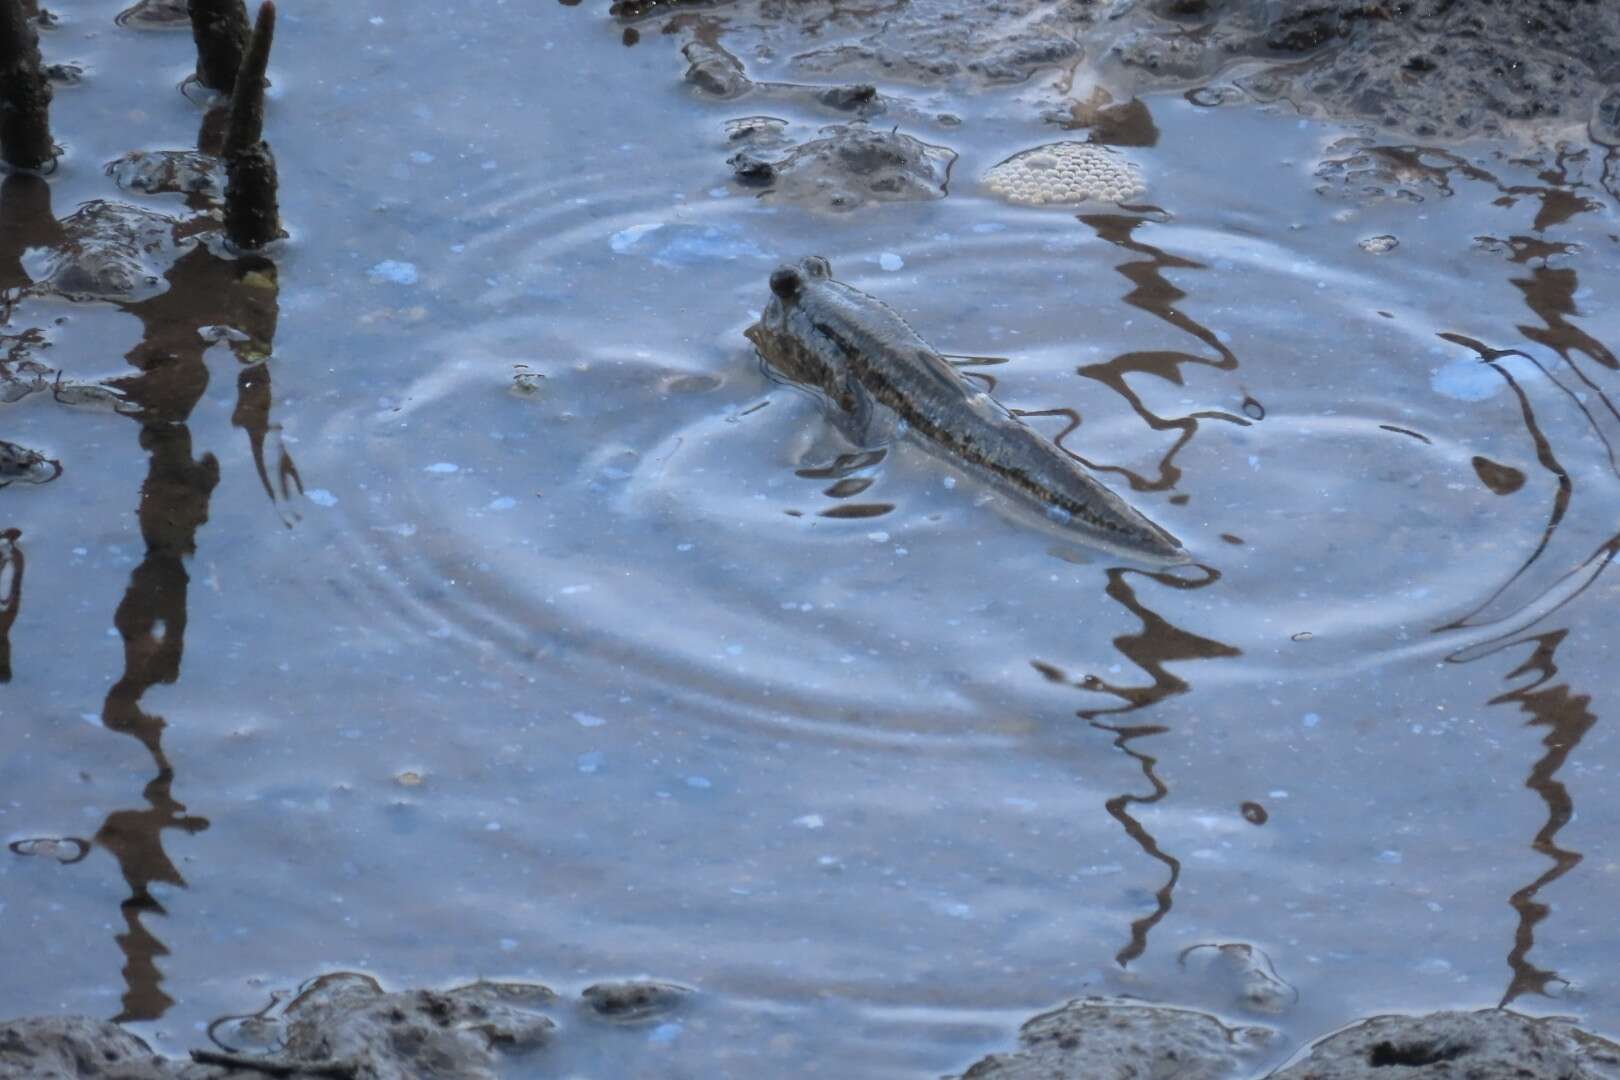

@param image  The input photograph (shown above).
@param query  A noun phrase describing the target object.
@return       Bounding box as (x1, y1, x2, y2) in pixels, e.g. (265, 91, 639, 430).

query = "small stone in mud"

(1471, 455, 1525, 496)
(1241, 800, 1269, 823)
(984, 142, 1145, 206)
(395, 770, 424, 786)
(953, 998, 1274, 1079)
(0, 439, 61, 486)
(1179, 942, 1297, 1015)
(682, 39, 748, 98)
(105, 149, 223, 197)
(725, 115, 789, 148)
(581, 980, 691, 1023)
(8, 836, 90, 862)
(510, 365, 544, 396)
(114, 0, 188, 28)
(1590, 89, 1620, 147)
(816, 83, 881, 113)
(1269, 1008, 1620, 1079)
(1358, 234, 1398, 254)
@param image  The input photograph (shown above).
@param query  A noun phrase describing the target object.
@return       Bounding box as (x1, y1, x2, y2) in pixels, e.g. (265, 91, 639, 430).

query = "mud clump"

(580, 979, 691, 1023)
(1097, 0, 1620, 141)
(23, 201, 185, 303)
(952, 998, 1275, 1080)
(727, 123, 956, 211)
(1269, 1008, 1620, 1079)
(0, 1016, 173, 1079)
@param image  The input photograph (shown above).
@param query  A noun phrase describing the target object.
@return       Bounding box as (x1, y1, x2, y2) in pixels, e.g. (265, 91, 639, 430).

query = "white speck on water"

(480, 160, 497, 170)
(485, 821, 501, 832)
(793, 814, 824, 829)
(610, 223, 664, 253)
(878, 252, 904, 271)
(676, 542, 694, 552)
(573, 712, 606, 728)
(939, 901, 972, 919)
(1426, 901, 1443, 912)
(942, 476, 956, 489)
(725, 644, 744, 656)
(686, 776, 712, 789)
(1269, 790, 1290, 799)
(1302, 712, 1321, 728)
(576, 751, 604, 774)
(424, 462, 459, 474)
(1431, 359, 1503, 401)
(1003, 797, 1037, 811)
(1416, 958, 1452, 975)
(80, 713, 101, 726)
(368, 15, 383, 24)
(499, 938, 518, 951)
(708, 187, 730, 198)
(367, 260, 417, 285)
(649, 1023, 682, 1044)
(559, 585, 590, 595)
(408, 150, 434, 164)
(306, 489, 338, 507)
(972, 222, 1006, 234)
(867, 530, 890, 543)
(486, 496, 517, 511)
(1377, 849, 1403, 864)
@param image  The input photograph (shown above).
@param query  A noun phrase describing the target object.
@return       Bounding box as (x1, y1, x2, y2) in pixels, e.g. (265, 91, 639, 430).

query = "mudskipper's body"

(744, 256, 1187, 562)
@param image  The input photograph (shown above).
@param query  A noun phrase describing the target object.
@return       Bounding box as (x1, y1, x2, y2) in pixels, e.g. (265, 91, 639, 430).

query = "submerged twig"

(223, 0, 279, 249)
(0, 0, 53, 170)
(191, 1048, 359, 1079)
(187, 0, 251, 93)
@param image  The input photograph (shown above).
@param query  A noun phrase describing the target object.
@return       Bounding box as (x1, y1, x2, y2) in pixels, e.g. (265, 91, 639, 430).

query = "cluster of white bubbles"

(983, 142, 1145, 206)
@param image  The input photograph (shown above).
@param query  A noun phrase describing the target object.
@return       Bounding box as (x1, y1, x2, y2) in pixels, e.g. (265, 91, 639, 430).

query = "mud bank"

(8, 994, 1619, 1078)
(642, 0, 1620, 142)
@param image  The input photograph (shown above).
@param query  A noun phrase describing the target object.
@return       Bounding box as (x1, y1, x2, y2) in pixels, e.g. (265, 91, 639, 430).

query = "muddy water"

(2, 1, 1619, 1076)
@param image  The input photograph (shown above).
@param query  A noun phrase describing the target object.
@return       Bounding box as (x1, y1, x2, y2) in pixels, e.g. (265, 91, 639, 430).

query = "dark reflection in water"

(96, 236, 298, 1020)
(1034, 563, 1237, 964)
(0, 528, 21, 682)
(1430, 155, 1618, 1010)
(1478, 630, 1592, 1006)
(1072, 214, 1246, 492)
(0, 143, 299, 1018)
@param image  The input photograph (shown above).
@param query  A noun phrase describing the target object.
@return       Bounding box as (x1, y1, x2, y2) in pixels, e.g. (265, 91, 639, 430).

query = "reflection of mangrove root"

(0, 0, 54, 170)
(187, 0, 250, 93)
(223, 1, 280, 249)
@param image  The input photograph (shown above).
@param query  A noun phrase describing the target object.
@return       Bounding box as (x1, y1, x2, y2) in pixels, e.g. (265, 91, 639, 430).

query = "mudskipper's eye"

(802, 256, 832, 279)
(770, 266, 803, 299)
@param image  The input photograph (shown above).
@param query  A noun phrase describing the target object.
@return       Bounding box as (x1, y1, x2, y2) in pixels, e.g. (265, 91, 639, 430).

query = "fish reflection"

(1034, 563, 1238, 965)
(0, 144, 300, 1018)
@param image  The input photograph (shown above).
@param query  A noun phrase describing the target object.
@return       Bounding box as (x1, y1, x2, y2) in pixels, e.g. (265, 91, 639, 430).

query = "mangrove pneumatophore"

(223, 1, 280, 250)
(0, 0, 53, 171)
(187, 0, 250, 93)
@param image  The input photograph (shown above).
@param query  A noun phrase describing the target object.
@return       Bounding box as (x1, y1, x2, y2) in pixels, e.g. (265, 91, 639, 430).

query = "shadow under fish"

(744, 256, 1187, 562)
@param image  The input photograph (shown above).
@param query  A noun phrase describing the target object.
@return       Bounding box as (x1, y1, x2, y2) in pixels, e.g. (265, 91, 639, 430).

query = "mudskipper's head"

(746, 256, 834, 358)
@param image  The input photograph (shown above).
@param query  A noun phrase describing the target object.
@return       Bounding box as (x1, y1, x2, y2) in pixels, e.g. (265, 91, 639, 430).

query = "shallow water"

(3, 1, 1620, 1075)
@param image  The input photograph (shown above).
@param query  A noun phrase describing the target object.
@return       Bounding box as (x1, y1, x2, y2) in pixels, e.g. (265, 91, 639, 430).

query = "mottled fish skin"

(745, 255, 1187, 561)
